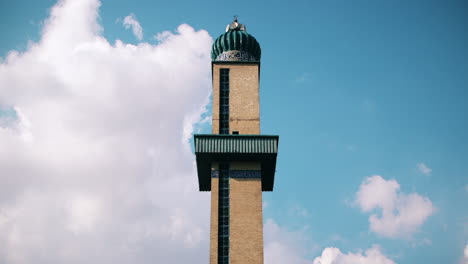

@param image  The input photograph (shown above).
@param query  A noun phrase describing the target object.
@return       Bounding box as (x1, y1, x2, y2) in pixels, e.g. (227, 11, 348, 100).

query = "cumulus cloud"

(264, 218, 395, 264)
(463, 244, 468, 264)
(417, 162, 432, 175)
(264, 219, 313, 264)
(313, 245, 395, 264)
(355, 175, 435, 238)
(0, 0, 213, 263)
(123, 13, 143, 40)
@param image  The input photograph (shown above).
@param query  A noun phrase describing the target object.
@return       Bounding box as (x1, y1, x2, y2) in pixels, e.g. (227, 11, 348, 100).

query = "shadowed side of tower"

(194, 18, 278, 264)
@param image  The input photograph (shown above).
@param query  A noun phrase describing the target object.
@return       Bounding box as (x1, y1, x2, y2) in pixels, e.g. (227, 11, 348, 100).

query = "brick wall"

(210, 62, 264, 264)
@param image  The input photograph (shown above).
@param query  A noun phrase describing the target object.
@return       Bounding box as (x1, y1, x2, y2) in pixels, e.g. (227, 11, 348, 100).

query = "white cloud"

(155, 30, 173, 42)
(123, 13, 143, 40)
(263, 216, 396, 264)
(417, 162, 432, 175)
(463, 244, 468, 264)
(355, 175, 435, 238)
(0, 0, 213, 263)
(264, 219, 313, 264)
(313, 245, 396, 264)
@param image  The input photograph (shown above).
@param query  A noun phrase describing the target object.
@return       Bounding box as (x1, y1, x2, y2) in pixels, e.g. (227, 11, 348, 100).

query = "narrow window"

(219, 69, 229, 134)
(218, 162, 230, 263)
(218, 69, 230, 263)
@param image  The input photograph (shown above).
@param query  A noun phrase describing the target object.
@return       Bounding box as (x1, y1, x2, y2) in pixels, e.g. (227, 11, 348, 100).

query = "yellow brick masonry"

(210, 62, 264, 264)
(212, 63, 260, 135)
(210, 177, 219, 264)
(229, 162, 263, 264)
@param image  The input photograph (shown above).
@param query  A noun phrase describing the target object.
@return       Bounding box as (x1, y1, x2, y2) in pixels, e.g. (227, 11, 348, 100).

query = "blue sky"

(0, 0, 467, 263)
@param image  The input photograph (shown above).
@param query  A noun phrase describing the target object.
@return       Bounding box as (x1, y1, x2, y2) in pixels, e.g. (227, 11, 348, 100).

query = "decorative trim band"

(215, 50, 258, 62)
(211, 170, 261, 179)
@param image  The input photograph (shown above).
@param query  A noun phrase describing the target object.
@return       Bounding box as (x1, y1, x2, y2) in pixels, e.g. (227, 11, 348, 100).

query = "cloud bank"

(0, 0, 213, 263)
(355, 175, 435, 238)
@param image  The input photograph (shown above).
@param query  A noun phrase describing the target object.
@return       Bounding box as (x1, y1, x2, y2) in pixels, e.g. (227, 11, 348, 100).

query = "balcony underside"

(194, 134, 279, 192)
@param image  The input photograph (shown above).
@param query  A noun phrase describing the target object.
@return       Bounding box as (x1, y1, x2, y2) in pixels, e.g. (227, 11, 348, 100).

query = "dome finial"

(225, 16, 246, 32)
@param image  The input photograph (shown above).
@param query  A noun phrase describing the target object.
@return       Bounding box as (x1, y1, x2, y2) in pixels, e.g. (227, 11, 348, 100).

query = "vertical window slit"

(219, 68, 229, 135)
(218, 68, 230, 263)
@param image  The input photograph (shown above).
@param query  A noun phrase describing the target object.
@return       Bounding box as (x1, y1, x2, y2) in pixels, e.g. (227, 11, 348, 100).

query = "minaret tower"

(194, 17, 279, 264)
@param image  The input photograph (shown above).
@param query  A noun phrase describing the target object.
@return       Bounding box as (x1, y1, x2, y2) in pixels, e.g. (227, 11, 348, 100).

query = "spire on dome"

(225, 16, 246, 32)
(212, 17, 260, 62)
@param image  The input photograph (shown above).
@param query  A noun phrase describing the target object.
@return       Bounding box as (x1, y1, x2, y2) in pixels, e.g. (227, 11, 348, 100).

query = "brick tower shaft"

(210, 63, 263, 264)
(194, 17, 278, 264)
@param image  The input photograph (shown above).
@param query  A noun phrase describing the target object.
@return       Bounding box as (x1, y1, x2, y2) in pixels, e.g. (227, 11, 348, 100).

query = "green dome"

(211, 30, 261, 62)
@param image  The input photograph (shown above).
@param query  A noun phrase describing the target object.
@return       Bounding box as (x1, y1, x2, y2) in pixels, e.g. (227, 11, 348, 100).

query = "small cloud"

(122, 13, 143, 40)
(155, 31, 173, 42)
(417, 162, 432, 175)
(355, 175, 435, 238)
